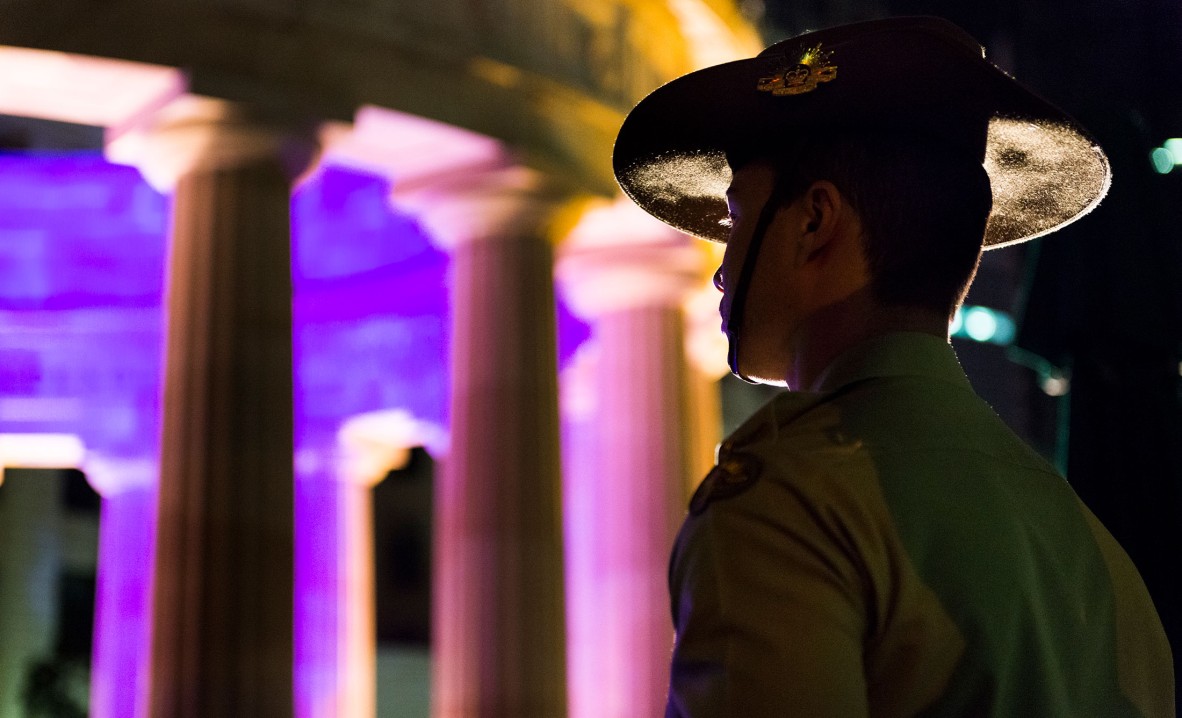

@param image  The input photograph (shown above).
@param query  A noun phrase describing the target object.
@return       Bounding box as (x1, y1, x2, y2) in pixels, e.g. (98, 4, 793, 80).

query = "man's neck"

(785, 290, 949, 391)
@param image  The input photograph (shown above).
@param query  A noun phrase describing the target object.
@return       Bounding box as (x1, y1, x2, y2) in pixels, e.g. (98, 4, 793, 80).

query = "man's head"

(716, 133, 991, 384)
(612, 16, 1110, 381)
(716, 132, 995, 383)
(727, 133, 992, 321)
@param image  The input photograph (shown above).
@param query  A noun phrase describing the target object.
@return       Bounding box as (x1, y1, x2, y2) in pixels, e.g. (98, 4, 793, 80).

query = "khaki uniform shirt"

(667, 333, 1174, 717)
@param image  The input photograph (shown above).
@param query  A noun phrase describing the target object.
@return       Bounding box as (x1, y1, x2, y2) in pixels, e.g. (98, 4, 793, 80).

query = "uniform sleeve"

(666, 470, 871, 718)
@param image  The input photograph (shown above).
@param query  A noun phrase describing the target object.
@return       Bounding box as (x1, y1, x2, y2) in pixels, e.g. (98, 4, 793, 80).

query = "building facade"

(0, 2, 760, 716)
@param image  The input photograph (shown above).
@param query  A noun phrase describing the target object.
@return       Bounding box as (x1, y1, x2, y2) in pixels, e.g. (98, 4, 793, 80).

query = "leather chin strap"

(725, 179, 791, 384)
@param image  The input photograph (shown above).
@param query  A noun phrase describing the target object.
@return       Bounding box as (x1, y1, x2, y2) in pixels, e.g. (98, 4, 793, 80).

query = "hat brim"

(613, 17, 1110, 249)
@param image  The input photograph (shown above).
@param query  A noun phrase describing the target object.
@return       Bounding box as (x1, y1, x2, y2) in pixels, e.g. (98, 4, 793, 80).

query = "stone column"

(295, 410, 437, 718)
(393, 164, 571, 717)
(556, 200, 721, 718)
(83, 454, 157, 718)
(108, 96, 317, 717)
(554, 343, 601, 718)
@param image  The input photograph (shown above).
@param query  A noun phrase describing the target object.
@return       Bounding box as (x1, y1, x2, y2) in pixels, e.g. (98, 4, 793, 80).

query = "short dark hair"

(728, 132, 992, 320)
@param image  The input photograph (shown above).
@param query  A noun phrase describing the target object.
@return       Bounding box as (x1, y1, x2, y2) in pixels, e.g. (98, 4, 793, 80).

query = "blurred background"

(0, 0, 1177, 716)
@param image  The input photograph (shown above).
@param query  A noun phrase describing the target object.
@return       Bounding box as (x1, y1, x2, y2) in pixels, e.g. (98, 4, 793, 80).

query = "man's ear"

(798, 180, 846, 263)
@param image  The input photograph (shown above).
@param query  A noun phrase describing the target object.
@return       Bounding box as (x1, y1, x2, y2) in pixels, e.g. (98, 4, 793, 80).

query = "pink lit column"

(557, 201, 719, 718)
(295, 411, 436, 718)
(395, 165, 570, 717)
(110, 97, 317, 717)
(683, 282, 731, 486)
(83, 455, 157, 718)
(294, 447, 380, 718)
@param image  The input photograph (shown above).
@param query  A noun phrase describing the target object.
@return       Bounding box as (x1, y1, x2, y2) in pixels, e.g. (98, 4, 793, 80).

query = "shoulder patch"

(689, 453, 763, 516)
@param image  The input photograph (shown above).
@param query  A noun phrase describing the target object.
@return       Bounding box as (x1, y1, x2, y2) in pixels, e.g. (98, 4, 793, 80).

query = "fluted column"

(555, 343, 601, 718)
(556, 200, 722, 718)
(83, 454, 157, 718)
(393, 164, 571, 717)
(295, 410, 436, 718)
(109, 96, 317, 717)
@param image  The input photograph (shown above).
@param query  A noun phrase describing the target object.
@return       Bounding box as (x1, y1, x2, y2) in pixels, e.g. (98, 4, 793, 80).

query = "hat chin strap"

(726, 181, 789, 384)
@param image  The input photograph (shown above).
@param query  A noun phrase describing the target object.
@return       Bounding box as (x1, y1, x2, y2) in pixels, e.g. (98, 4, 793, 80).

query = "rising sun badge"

(757, 44, 838, 96)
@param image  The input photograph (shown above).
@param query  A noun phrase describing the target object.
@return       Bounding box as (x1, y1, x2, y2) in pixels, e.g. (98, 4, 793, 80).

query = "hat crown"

(756, 16, 985, 63)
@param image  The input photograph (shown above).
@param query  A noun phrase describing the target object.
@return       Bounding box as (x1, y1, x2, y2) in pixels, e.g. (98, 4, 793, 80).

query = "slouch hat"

(613, 16, 1110, 248)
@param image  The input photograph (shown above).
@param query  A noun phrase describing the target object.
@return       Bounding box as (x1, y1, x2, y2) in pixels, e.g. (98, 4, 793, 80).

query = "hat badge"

(757, 44, 837, 96)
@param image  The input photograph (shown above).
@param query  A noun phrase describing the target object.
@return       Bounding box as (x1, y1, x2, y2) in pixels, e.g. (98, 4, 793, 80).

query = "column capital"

(317, 106, 576, 250)
(392, 161, 579, 250)
(336, 410, 446, 487)
(557, 198, 715, 318)
(105, 95, 320, 192)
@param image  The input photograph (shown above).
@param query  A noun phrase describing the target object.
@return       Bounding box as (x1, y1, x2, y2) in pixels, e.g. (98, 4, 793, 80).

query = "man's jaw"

(719, 295, 749, 379)
(723, 314, 758, 384)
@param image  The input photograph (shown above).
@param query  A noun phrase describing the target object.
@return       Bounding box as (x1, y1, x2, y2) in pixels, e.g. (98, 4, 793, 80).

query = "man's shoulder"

(695, 373, 1063, 522)
(688, 392, 880, 519)
(825, 371, 1056, 472)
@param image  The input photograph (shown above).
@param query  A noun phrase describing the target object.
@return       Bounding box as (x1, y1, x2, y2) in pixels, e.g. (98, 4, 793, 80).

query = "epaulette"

(689, 449, 763, 516)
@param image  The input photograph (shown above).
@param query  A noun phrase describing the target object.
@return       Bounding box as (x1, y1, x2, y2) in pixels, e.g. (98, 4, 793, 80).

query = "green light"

(1164, 138, 1182, 162)
(1151, 147, 1175, 174)
(993, 313, 1016, 345)
(963, 307, 998, 342)
(951, 305, 1016, 345)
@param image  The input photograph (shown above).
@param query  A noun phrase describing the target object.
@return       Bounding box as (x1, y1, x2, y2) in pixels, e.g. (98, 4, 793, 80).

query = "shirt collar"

(721, 332, 971, 454)
(814, 331, 972, 394)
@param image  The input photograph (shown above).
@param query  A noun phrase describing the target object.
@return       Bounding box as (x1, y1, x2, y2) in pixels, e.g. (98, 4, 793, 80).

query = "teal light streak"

(951, 305, 1016, 346)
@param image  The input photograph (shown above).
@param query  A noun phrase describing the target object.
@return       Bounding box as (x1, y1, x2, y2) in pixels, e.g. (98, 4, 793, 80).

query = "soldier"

(614, 16, 1174, 717)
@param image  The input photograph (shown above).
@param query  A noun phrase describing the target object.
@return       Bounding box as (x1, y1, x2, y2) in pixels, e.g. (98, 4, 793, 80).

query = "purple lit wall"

(0, 153, 166, 718)
(0, 154, 166, 455)
(0, 152, 592, 715)
(293, 165, 450, 449)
